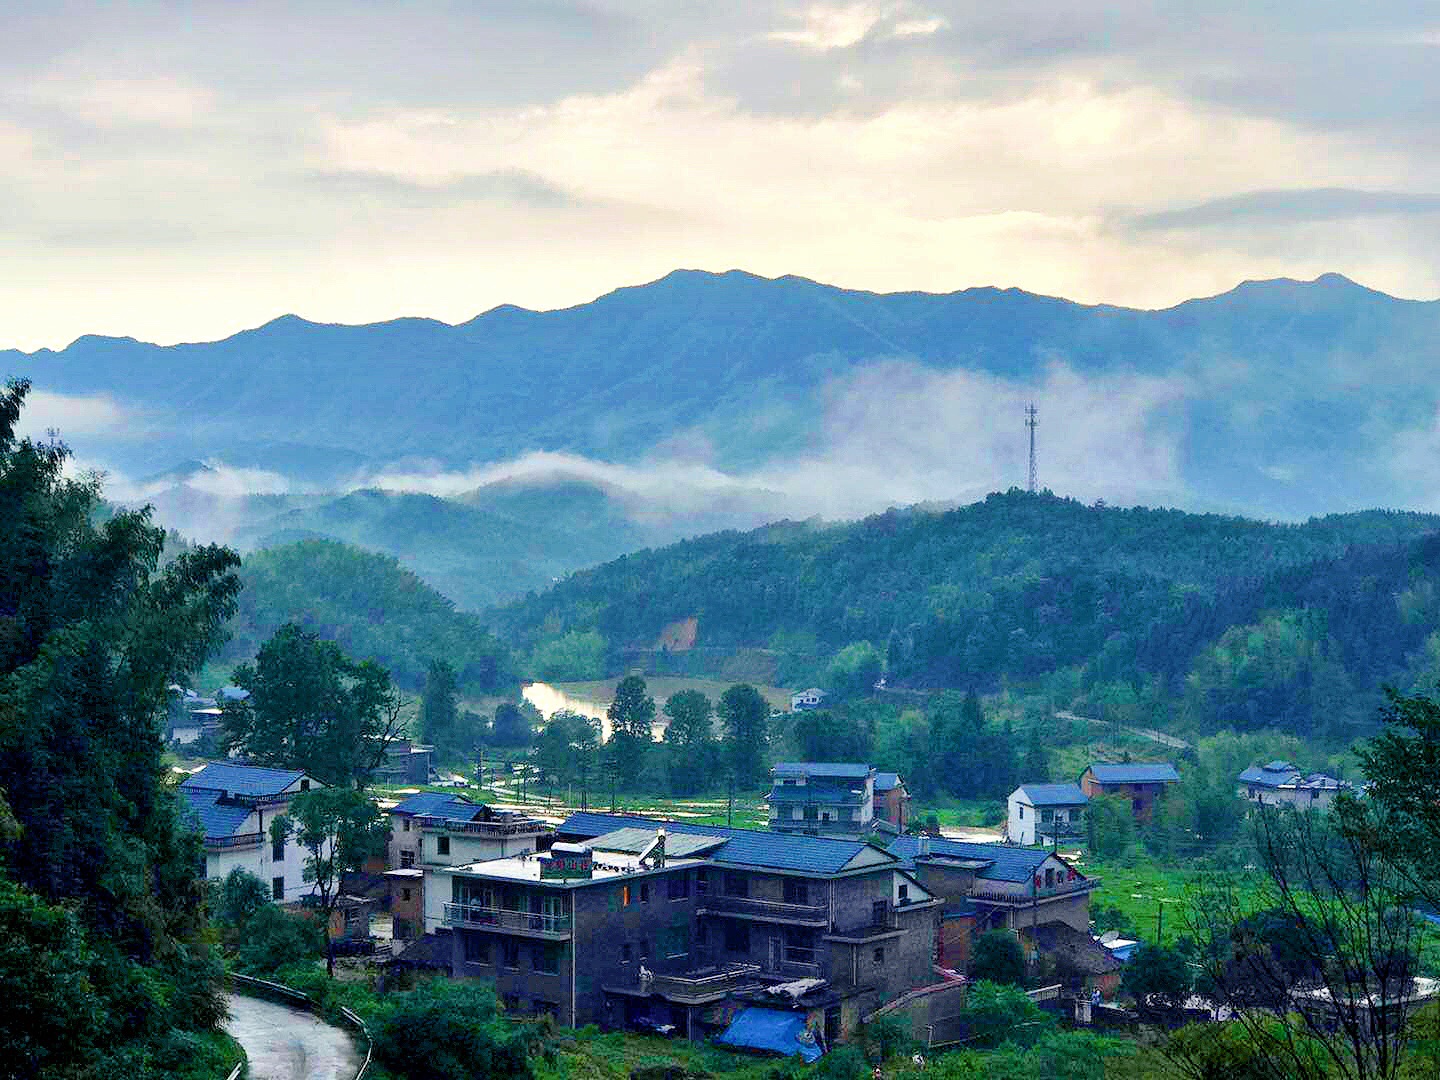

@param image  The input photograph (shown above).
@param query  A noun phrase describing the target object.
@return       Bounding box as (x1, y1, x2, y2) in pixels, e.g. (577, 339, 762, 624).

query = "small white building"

(389, 791, 551, 870)
(1237, 761, 1353, 810)
(1007, 783, 1089, 847)
(180, 762, 326, 903)
(790, 688, 827, 712)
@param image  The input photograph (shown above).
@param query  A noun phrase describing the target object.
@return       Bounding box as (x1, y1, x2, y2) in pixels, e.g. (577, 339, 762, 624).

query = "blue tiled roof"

(1085, 762, 1179, 785)
(180, 787, 255, 840)
(772, 763, 872, 779)
(558, 811, 893, 875)
(874, 772, 902, 792)
(887, 835, 1056, 884)
(1014, 783, 1088, 806)
(393, 792, 479, 819)
(1238, 764, 1295, 787)
(182, 762, 307, 796)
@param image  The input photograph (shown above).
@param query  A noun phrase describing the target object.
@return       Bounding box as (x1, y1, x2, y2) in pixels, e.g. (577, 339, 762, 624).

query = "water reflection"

(521, 681, 667, 741)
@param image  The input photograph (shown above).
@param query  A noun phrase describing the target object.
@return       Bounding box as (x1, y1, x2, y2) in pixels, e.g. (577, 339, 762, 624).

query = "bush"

(969, 930, 1026, 986)
(373, 981, 532, 1080)
(235, 905, 326, 974)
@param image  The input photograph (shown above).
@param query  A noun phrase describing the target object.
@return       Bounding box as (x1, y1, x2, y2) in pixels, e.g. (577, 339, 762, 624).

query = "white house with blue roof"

(388, 791, 551, 870)
(768, 762, 878, 837)
(180, 762, 326, 902)
(1006, 783, 1089, 846)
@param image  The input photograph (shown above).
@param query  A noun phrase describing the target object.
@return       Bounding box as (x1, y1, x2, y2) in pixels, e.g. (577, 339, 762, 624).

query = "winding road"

(225, 993, 361, 1080)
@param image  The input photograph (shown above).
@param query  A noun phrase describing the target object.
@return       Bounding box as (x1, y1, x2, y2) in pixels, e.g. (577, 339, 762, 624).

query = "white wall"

(1007, 794, 1035, 845)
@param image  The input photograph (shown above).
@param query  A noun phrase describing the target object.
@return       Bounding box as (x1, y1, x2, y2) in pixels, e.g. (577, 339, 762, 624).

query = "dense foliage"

(218, 538, 514, 693)
(495, 492, 1440, 740)
(0, 379, 242, 1079)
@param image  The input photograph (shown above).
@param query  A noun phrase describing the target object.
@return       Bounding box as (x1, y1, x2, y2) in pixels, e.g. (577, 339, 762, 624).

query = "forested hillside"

(494, 492, 1440, 740)
(214, 539, 513, 694)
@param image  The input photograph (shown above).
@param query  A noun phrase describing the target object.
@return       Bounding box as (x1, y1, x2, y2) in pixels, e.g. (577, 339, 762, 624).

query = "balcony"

(698, 893, 829, 926)
(442, 902, 572, 939)
(967, 877, 1101, 907)
(417, 815, 546, 836)
(646, 963, 765, 1003)
(768, 787, 865, 806)
(205, 832, 263, 852)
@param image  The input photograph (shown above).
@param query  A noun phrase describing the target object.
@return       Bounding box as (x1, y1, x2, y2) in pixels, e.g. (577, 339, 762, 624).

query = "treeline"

(493, 492, 1440, 740)
(216, 539, 514, 694)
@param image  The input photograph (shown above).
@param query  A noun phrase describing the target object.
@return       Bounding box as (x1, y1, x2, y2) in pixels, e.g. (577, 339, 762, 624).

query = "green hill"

(213, 539, 513, 693)
(492, 491, 1440, 739)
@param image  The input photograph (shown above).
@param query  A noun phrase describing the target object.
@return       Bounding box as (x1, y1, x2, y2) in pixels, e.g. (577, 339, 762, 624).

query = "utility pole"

(727, 773, 735, 828)
(1025, 403, 1038, 493)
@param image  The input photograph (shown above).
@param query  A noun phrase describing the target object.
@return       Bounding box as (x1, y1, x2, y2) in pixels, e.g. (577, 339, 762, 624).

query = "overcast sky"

(4, 1, 1440, 350)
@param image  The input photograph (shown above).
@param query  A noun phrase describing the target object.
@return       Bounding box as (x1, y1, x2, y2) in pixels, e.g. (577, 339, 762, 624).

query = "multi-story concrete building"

(767, 763, 877, 837)
(180, 762, 325, 902)
(1006, 783, 1088, 846)
(423, 811, 942, 1044)
(388, 791, 551, 871)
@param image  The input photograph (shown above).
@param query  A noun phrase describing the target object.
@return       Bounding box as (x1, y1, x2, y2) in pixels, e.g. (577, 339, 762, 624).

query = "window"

(1133, 798, 1144, 814)
(436, 836, 450, 856)
(272, 876, 284, 900)
(272, 835, 285, 861)
(300, 779, 310, 791)
(873, 947, 885, 964)
(1044, 868, 1054, 888)
(622, 884, 632, 907)
(400, 850, 415, 869)
(723, 873, 748, 898)
(534, 943, 560, 975)
(668, 874, 689, 901)
(1018, 805, 1025, 819)
(724, 923, 749, 954)
(898, 883, 909, 903)
(403, 818, 411, 832)
(501, 940, 520, 969)
(640, 882, 650, 903)
(401, 887, 412, 902)
(783, 928, 815, 965)
(783, 880, 808, 905)
(695, 870, 708, 895)
(464, 935, 490, 963)
(872, 900, 887, 925)
(621, 943, 633, 963)
(1041, 808, 1053, 824)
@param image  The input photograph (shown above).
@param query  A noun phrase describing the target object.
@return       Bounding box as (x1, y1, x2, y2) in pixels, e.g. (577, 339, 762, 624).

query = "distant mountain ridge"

(8, 268, 1440, 522)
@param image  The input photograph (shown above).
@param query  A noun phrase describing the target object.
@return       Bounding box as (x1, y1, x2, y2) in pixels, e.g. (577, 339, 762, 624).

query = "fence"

(229, 972, 373, 1080)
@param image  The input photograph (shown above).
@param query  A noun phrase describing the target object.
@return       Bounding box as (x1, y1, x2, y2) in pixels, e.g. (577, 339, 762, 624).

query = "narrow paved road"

(1056, 710, 1192, 750)
(225, 993, 361, 1080)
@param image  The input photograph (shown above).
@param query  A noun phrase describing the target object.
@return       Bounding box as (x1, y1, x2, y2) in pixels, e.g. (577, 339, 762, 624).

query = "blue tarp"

(715, 1008, 823, 1062)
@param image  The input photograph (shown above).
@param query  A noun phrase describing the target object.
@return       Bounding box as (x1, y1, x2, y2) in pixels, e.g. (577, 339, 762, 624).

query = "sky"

(4, 1, 1440, 351)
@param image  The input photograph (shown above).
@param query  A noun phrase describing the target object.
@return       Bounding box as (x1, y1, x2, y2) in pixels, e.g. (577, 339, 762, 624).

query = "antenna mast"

(1025, 403, 1038, 493)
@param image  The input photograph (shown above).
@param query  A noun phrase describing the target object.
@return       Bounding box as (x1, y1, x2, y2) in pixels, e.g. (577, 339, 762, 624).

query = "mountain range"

(8, 268, 1440, 607)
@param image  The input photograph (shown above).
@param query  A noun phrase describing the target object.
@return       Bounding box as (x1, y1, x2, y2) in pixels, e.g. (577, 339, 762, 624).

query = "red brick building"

(1078, 762, 1179, 824)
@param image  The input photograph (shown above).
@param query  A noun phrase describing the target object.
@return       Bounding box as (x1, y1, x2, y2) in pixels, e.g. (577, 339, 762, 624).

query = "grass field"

(1074, 855, 1262, 946)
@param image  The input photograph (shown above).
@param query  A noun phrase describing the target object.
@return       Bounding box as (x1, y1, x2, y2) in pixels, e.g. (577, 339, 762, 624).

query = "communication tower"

(1025, 403, 1038, 493)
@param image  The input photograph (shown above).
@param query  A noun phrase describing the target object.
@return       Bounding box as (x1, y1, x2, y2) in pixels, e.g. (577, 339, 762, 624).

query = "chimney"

(918, 835, 930, 858)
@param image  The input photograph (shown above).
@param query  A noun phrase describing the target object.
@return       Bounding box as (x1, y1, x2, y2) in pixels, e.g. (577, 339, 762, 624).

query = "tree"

(0, 379, 242, 1075)
(420, 658, 461, 760)
(533, 710, 600, 804)
(956, 980, 1054, 1049)
(1187, 805, 1422, 1080)
(662, 690, 715, 795)
(827, 640, 882, 700)
(1123, 943, 1193, 1021)
(373, 981, 533, 1080)
(222, 622, 405, 788)
(791, 708, 872, 763)
(969, 930, 1026, 986)
(605, 675, 655, 790)
(271, 787, 387, 976)
(719, 684, 770, 785)
(215, 867, 271, 933)
(528, 628, 606, 683)
(1021, 721, 1049, 782)
(491, 701, 536, 747)
(1086, 793, 1135, 858)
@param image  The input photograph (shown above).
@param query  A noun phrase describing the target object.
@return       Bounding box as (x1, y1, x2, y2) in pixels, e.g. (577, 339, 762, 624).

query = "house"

(1007, 783, 1089, 847)
(886, 835, 1100, 979)
(180, 762, 325, 902)
(873, 773, 910, 834)
(1237, 761, 1354, 810)
(422, 810, 942, 1043)
(768, 763, 877, 837)
(1079, 762, 1179, 823)
(375, 738, 436, 786)
(790, 688, 827, 712)
(387, 791, 551, 871)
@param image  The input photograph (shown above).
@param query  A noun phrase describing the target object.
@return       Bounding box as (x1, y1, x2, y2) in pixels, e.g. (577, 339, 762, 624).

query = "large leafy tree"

(0, 379, 242, 1076)
(420, 658, 461, 760)
(272, 787, 386, 976)
(221, 622, 404, 788)
(662, 689, 715, 795)
(718, 683, 770, 785)
(604, 674, 654, 790)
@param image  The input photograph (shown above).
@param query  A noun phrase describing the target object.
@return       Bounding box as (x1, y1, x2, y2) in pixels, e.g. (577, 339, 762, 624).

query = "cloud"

(1136, 188, 1440, 230)
(301, 168, 582, 209)
(14, 390, 128, 438)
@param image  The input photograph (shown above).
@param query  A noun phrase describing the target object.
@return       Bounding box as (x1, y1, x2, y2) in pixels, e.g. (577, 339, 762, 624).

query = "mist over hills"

(9, 268, 1440, 608)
